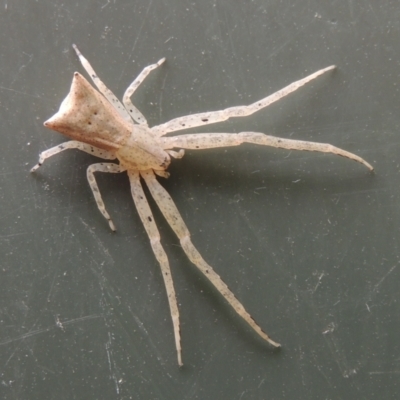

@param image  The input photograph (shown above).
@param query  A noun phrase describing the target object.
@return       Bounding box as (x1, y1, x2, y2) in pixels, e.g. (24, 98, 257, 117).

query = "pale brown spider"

(31, 45, 373, 366)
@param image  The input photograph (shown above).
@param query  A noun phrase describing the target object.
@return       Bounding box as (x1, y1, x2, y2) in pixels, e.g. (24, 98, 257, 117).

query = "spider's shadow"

(165, 144, 373, 195)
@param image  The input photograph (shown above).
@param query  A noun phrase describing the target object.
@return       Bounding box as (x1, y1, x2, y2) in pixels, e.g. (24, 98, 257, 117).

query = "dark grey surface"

(1, 1, 399, 399)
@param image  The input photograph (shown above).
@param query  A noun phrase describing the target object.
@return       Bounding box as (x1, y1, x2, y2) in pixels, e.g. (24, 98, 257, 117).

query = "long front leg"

(30, 140, 117, 172)
(151, 66, 335, 136)
(161, 132, 373, 171)
(73, 44, 132, 122)
(122, 57, 166, 125)
(140, 170, 281, 348)
(127, 170, 182, 366)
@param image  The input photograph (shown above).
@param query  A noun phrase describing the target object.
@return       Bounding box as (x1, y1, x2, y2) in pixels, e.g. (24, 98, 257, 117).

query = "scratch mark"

(131, 0, 153, 54)
(321, 324, 358, 378)
(333, 188, 384, 197)
(105, 331, 120, 394)
(312, 272, 325, 293)
(47, 216, 70, 302)
(106, 334, 112, 368)
(0, 86, 40, 99)
(265, 20, 312, 63)
(0, 326, 52, 346)
(159, 73, 168, 123)
(369, 370, 400, 375)
(322, 322, 336, 335)
(373, 265, 397, 293)
(55, 314, 65, 331)
(5, 348, 19, 367)
(0, 314, 101, 346)
(62, 314, 102, 325)
(0, 204, 26, 222)
(193, 77, 210, 96)
(307, 271, 326, 294)
(129, 309, 166, 364)
(119, 0, 154, 81)
(79, 218, 115, 265)
(0, 232, 28, 238)
(132, 314, 150, 337)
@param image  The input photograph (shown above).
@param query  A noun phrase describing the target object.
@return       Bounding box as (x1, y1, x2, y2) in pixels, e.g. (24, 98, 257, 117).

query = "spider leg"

(122, 57, 166, 125)
(86, 163, 126, 231)
(166, 149, 185, 159)
(161, 132, 373, 171)
(140, 169, 281, 348)
(151, 66, 335, 136)
(72, 44, 132, 123)
(127, 170, 182, 366)
(30, 140, 116, 172)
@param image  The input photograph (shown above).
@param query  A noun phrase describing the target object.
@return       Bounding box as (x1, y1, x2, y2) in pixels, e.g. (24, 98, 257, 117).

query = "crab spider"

(31, 45, 373, 366)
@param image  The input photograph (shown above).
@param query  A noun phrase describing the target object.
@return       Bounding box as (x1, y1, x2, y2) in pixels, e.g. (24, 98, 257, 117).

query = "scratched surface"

(0, 1, 399, 399)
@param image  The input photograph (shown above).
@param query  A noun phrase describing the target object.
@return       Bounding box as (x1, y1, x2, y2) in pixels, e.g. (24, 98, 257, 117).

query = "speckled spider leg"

(30, 141, 116, 172)
(128, 170, 182, 366)
(73, 44, 131, 122)
(140, 169, 281, 348)
(122, 57, 166, 125)
(151, 66, 335, 137)
(161, 132, 373, 170)
(74, 44, 165, 126)
(87, 163, 126, 231)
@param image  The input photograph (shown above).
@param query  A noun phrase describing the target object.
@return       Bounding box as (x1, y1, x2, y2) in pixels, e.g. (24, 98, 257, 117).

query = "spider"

(31, 45, 373, 366)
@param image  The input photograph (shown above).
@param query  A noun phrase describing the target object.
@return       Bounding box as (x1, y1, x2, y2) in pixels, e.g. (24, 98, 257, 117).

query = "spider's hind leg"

(141, 169, 281, 348)
(128, 170, 183, 366)
(161, 132, 373, 171)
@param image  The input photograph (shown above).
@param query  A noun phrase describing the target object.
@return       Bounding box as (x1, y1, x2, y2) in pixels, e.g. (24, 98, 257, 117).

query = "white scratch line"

(0, 86, 40, 98)
(0, 232, 28, 238)
(369, 371, 400, 375)
(105, 332, 120, 394)
(0, 314, 101, 346)
(79, 217, 115, 265)
(62, 314, 102, 326)
(0, 327, 52, 345)
(374, 265, 397, 292)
